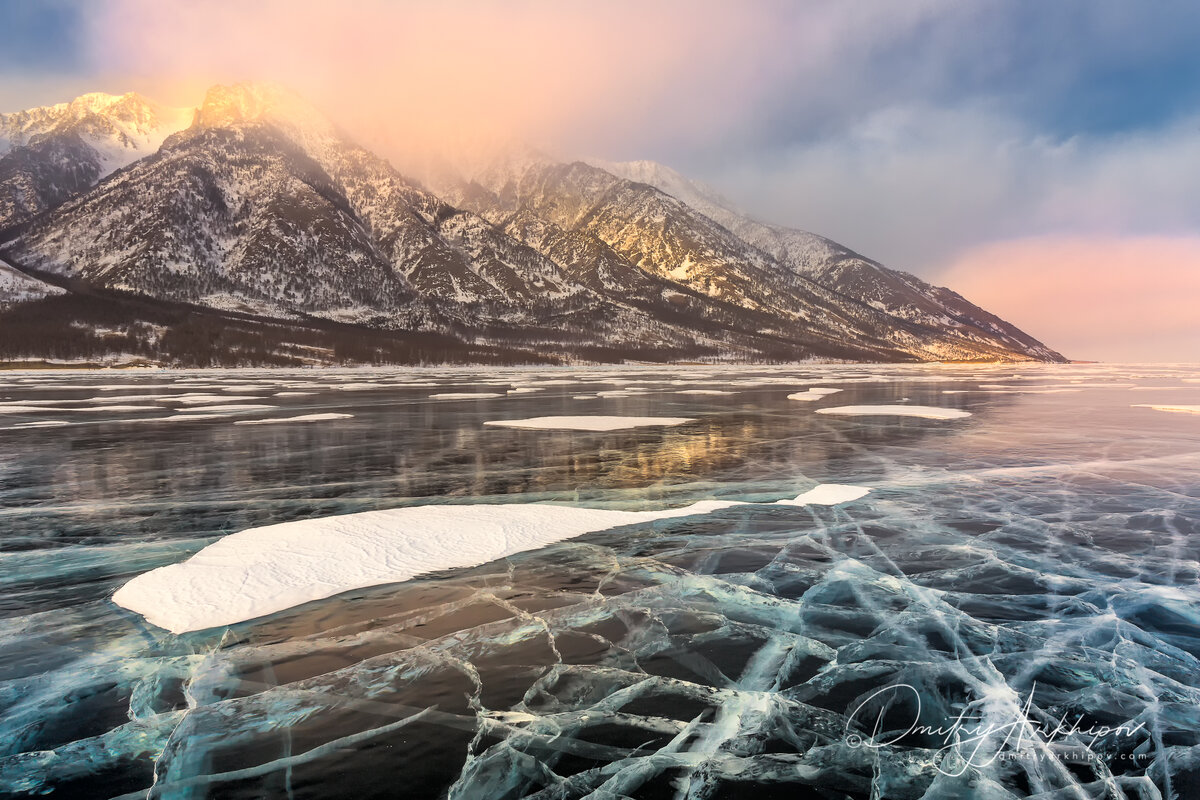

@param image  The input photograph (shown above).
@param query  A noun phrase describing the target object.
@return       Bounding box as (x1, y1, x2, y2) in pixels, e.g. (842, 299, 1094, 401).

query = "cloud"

(701, 106, 1200, 269)
(937, 236, 1200, 362)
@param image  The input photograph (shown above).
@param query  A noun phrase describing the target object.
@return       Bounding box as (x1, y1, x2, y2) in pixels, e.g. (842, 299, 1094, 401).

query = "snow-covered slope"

(0, 257, 63, 307)
(591, 159, 852, 275)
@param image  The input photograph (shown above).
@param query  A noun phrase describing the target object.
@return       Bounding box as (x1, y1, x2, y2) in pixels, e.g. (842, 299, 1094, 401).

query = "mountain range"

(0, 83, 1063, 366)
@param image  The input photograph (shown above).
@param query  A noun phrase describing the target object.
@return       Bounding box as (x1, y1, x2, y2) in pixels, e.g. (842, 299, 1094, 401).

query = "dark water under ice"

(2, 364, 1200, 799)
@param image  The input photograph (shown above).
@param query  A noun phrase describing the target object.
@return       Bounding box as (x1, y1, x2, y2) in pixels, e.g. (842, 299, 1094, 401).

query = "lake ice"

(2, 363, 1199, 799)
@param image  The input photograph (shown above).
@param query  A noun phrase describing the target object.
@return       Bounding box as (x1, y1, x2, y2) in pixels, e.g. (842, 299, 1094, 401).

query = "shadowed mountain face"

(0, 84, 1064, 365)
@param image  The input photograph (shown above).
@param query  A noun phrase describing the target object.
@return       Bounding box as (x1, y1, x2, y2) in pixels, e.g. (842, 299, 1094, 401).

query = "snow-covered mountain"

(0, 84, 1064, 365)
(0, 92, 191, 231)
(595, 159, 1062, 361)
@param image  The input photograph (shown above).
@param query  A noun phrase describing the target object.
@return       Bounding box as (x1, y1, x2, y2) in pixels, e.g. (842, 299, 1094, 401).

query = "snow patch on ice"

(167, 394, 263, 405)
(1132, 404, 1200, 415)
(815, 405, 972, 420)
(113, 484, 871, 633)
(429, 392, 504, 399)
(787, 388, 843, 401)
(775, 484, 872, 505)
(484, 416, 694, 431)
(233, 413, 354, 425)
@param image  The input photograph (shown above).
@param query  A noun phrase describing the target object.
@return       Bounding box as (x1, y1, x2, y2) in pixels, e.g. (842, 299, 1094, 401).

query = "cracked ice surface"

(2, 363, 1200, 799)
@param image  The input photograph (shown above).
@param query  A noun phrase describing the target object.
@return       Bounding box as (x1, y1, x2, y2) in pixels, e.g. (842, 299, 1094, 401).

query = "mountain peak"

(66, 91, 139, 115)
(1, 90, 191, 156)
(589, 158, 744, 215)
(192, 82, 326, 131)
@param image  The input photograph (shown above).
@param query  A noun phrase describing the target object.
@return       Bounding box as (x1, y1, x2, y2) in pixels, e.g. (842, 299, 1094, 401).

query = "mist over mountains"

(0, 83, 1064, 366)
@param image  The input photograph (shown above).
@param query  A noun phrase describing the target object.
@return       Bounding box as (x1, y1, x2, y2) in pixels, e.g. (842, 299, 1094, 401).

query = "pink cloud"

(937, 236, 1200, 362)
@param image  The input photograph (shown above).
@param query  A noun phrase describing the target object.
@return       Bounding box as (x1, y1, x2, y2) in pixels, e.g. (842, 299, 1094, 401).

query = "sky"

(1, 0, 1197, 361)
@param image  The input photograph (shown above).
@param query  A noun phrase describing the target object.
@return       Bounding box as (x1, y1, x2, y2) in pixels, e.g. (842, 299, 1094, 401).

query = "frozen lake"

(2, 363, 1199, 799)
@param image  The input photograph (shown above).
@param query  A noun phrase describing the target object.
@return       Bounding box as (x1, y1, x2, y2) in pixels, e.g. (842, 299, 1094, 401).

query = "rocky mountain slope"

(0, 83, 1064, 365)
(594, 159, 1062, 362)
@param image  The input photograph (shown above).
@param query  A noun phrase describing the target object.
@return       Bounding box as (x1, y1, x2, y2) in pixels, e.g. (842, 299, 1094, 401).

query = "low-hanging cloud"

(76, 0, 813, 158)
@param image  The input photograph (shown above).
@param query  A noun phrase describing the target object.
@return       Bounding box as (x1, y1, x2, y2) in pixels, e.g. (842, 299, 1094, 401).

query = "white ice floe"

(1132, 404, 1200, 415)
(815, 405, 972, 420)
(429, 392, 504, 399)
(787, 388, 843, 401)
(483, 416, 694, 431)
(175, 404, 275, 413)
(273, 391, 316, 397)
(113, 484, 871, 633)
(233, 413, 354, 425)
(506, 388, 543, 394)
